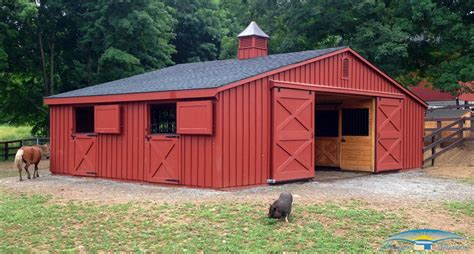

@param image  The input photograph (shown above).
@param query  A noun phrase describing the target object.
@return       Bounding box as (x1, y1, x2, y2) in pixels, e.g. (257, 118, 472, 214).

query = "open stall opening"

(315, 94, 375, 172)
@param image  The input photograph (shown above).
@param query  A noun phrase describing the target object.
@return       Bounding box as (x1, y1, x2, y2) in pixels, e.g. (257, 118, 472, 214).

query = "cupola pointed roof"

(237, 21, 269, 38)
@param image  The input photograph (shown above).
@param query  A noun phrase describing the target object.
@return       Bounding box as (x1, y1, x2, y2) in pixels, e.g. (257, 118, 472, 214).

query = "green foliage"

(0, 125, 32, 141)
(0, 192, 407, 252)
(164, 0, 235, 63)
(0, 0, 472, 133)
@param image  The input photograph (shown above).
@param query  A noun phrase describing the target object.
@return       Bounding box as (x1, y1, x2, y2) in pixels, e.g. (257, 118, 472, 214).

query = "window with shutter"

(94, 105, 121, 134)
(177, 101, 213, 135)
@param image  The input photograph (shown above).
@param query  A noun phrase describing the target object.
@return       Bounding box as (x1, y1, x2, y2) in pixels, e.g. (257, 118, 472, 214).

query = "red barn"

(44, 22, 427, 188)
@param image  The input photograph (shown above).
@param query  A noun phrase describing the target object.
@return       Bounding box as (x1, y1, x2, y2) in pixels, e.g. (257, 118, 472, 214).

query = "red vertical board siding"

(49, 105, 72, 174)
(50, 102, 216, 187)
(214, 51, 422, 187)
(49, 50, 424, 188)
(216, 78, 272, 187)
(400, 98, 425, 169)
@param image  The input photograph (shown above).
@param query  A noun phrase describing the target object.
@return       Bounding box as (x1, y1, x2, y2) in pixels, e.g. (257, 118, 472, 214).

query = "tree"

(164, 0, 233, 63)
(78, 0, 177, 86)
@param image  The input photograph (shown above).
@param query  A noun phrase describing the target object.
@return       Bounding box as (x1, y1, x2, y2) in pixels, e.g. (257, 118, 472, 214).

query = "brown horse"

(14, 144, 50, 181)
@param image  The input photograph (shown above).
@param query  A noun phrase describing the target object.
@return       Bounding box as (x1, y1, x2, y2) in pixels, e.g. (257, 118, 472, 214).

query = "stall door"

(272, 88, 315, 182)
(145, 135, 181, 184)
(376, 98, 403, 171)
(72, 134, 97, 176)
(339, 99, 374, 172)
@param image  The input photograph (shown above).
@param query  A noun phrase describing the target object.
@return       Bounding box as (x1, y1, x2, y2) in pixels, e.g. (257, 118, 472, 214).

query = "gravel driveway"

(0, 167, 472, 204)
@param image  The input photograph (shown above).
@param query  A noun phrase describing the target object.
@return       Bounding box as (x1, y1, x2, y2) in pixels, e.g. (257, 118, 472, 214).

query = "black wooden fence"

(0, 137, 50, 161)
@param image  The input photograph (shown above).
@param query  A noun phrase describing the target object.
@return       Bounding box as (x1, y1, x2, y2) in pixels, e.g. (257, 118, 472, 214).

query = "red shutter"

(94, 105, 121, 134)
(177, 100, 213, 135)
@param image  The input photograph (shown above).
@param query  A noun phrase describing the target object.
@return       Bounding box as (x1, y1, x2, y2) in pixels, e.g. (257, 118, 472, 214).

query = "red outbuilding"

(44, 22, 427, 188)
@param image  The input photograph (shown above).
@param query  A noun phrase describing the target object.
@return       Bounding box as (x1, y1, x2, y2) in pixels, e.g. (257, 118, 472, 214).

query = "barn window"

(150, 103, 176, 134)
(342, 58, 350, 79)
(342, 108, 369, 136)
(75, 106, 94, 133)
(315, 110, 339, 137)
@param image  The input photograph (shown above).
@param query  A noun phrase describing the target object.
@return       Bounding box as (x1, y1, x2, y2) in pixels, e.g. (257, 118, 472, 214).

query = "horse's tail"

(14, 149, 24, 171)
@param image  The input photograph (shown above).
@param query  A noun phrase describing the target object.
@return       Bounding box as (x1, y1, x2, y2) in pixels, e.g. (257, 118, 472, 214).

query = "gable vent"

(342, 58, 350, 79)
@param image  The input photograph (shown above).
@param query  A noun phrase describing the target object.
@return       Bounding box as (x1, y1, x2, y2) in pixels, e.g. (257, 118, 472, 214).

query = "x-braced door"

(272, 88, 315, 182)
(72, 133, 97, 176)
(145, 135, 181, 184)
(376, 98, 403, 171)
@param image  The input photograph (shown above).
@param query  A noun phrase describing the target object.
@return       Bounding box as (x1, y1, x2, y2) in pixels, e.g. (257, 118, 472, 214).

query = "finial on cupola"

(237, 21, 269, 60)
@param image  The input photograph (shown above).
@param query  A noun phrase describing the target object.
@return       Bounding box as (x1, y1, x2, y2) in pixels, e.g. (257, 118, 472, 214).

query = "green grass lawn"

(445, 200, 474, 217)
(0, 192, 408, 252)
(0, 125, 32, 141)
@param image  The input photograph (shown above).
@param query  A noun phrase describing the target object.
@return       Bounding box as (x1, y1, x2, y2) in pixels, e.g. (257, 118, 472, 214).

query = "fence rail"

(427, 103, 474, 112)
(0, 137, 50, 161)
(423, 116, 473, 167)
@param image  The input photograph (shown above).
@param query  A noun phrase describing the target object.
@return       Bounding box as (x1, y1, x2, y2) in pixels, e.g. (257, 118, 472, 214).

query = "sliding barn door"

(376, 98, 403, 172)
(272, 88, 315, 182)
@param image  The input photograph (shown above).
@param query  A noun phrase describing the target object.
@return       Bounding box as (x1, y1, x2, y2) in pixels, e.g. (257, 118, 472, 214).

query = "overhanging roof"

(47, 47, 344, 99)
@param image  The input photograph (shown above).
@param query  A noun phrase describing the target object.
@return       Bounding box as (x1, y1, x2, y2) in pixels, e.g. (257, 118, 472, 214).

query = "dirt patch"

(0, 167, 472, 206)
(0, 159, 50, 179)
(425, 141, 474, 180)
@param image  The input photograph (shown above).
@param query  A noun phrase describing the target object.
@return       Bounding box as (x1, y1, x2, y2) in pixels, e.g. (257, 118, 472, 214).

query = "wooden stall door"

(72, 134, 97, 176)
(376, 98, 403, 172)
(340, 99, 375, 172)
(315, 137, 339, 167)
(272, 88, 315, 182)
(145, 135, 181, 184)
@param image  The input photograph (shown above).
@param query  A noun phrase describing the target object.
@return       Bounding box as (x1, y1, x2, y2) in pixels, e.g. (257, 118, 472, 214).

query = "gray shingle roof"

(48, 46, 346, 98)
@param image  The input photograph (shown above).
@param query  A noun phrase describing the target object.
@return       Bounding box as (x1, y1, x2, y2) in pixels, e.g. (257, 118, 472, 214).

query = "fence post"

(460, 118, 464, 145)
(4, 142, 8, 160)
(431, 121, 442, 167)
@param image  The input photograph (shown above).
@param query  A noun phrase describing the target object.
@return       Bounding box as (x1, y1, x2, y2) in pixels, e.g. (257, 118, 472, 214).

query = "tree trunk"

(49, 42, 54, 95)
(38, 32, 49, 95)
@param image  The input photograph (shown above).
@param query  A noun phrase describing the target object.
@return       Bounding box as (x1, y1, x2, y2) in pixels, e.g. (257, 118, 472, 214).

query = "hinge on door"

(86, 172, 97, 175)
(165, 179, 179, 183)
(71, 134, 76, 139)
(145, 135, 151, 142)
